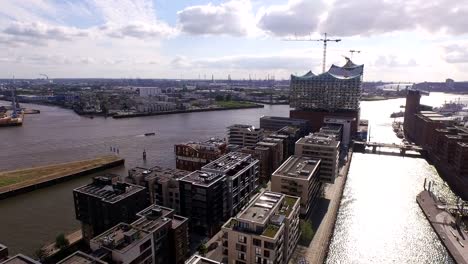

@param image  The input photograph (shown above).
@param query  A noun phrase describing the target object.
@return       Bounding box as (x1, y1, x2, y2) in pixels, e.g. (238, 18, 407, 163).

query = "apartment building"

(259, 116, 310, 136)
(227, 124, 264, 147)
(202, 152, 259, 217)
(0, 254, 41, 264)
(239, 145, 271, 183)
(271, 156, 322, 216)
(175, 138, 228, 171)
(185, 255, 221, 264)
(179, 170, 228, 236)
(221, 191, 301, 264)
(126, 166, 190, 213)
(57, 251, 107, 264)
(73, 176, 149, 241)
(295, 134, 340, 183)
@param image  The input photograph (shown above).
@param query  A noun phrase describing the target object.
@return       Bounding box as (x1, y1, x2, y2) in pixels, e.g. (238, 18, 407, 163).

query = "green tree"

(215, 95, 224, 101)
(299, 220, 314, 245)
(198, 243, 208, 256)
(55, 233, 69, 249)
(35, 247, 47, 262)
(225, 94, 232, 101)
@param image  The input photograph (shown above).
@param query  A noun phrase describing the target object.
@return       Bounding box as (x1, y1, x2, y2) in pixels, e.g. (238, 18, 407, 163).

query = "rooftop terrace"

(0, 254, 41, 264)
(202, 152, 254, 173)
(128, 166, 189, 182)
(298, 133, 340, 147)
(133, 205, 187, 232)
(74, 176, 145, 204)
(57, 251, 107, 264)
(237, 191, 284, 224)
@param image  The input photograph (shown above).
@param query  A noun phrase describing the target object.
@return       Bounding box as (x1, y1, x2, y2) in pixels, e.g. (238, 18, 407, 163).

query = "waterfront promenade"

(417, 190, 468, 264)
(289, 151, 353, 264)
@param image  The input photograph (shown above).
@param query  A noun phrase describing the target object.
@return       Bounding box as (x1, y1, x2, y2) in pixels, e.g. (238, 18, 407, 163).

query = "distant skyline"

(0, 0, 467, 82)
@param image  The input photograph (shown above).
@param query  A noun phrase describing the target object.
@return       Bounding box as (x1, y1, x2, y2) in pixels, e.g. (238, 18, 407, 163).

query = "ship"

(0, 87, 24, 127)
(434, 99, 467, 116)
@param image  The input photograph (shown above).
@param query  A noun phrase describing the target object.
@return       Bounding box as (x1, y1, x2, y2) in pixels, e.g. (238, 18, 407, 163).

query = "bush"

(299, 220, 314, 245)
(55, 233, 69, 249)
(198, 243, 208, 256)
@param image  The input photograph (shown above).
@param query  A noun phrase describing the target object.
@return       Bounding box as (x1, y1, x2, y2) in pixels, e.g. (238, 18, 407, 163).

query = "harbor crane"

(284, 33, 341, 73)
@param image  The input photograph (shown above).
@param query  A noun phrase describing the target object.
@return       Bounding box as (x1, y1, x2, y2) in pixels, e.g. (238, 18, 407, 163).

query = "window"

(238, 252, 245, 260)
(264, 250, 270, 258)
(253, 238, 261, 246)
(238, 235, 246, 243)
(255, 247, 261, 255)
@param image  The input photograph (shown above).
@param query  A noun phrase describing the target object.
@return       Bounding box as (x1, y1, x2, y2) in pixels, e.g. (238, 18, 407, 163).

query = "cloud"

(3, 22, 88, 43)
(101, 22, 177, 39)
(257, 0, 324, 37)
(444, 44, 468, 64)
(374, 55, 418, 68)
(177, 0, 255, 36)
(86, 0, 158, 25)
(171, 53, 319, 70)
(321, 0, 468, 36)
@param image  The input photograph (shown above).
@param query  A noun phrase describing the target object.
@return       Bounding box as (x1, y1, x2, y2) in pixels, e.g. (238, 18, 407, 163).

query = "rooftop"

(179, 170, 225, 187)
(237, 191, 284, 224)
(202, 152, 255, 174)
(227, 124, 262, 132)
(0, 254, 41, 264)
(177, 138, 227, 152)
(260, 116, 308, 123)
(133, 205, 188, 232)
(91, 223, 149, 253)
(57, 251, 107, 264)
(298, 133, 340, 148)
(128, 166, 189, 183)
(74, 176, 145, 204)
(273, 156, 320, 180)
(291, 58, 363, 81)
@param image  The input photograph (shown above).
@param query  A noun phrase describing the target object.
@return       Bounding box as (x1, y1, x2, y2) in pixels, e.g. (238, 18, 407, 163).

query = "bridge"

(354, 141, 423, 155)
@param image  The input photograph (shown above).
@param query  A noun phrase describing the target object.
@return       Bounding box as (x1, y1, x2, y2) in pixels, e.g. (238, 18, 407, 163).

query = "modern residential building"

(221, 191, 301, 264)
(90, 223, 153, 264)
(317, 124, 343, 142)
(202, 152, 259, 217)
(271, 156, 322, 216)
(257, 140, 283, 173)
(295, 134, 340, 183)
(0, 254, 41, 264)
(127, 166, 190, 213)
(240, 145, 271, 183)
(175, 138, 228, 171)
(57, 251, 107, 264)
(179, 170, 227, 236)
(290, 58, 363, 134)
(259, 116, 310, 136)
(185, 255, 221, 264)
(73, 176, 149, 242)
(227, 124, 264, 147)
(274, 126, 303, 156)
(133, 205, 189, 264)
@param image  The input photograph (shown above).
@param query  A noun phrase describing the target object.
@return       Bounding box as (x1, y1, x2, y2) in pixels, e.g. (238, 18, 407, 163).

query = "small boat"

(144, 132, 156, 136)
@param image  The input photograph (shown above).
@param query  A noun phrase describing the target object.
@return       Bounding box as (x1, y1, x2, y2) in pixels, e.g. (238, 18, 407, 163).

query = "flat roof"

(133, 205, 187, 232)
(57, 251, 107, 264)
(237, 191, 284, 224)
(0, 254, 41, 264)
(179, 170, 225, 187)
(129, 166, 189, 182)
(297, 133, 340, 148)
(273, 156, 320, 180)
(185, 255, 221, 264)
(74, 176, 145, 204)
(202, 152, 254, 173)
(91, 223, 149, 253)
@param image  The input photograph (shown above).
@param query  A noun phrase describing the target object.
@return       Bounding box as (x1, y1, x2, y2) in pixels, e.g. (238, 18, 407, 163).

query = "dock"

(417, 190, 468, 264)
(40, 229, 82, 259)
(0, 155, 124, 200)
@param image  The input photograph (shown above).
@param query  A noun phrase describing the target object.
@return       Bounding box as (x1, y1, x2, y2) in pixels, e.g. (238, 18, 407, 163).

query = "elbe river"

(0, 93, 467, 262)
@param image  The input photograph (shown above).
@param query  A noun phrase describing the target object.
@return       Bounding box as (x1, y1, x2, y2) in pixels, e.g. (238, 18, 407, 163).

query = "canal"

(0, 92, 466, 258)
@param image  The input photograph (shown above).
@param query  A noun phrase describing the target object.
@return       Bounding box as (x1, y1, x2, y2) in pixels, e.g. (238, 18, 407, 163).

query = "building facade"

(295, 134, 340, 183)
(259, 116, 310, 136)
(73, 176, 149, 242)
(175, 138, 228, 171)
(227, 124, 264, 147)
(271, 156, 322, 216)
(221, 191, 301, 264)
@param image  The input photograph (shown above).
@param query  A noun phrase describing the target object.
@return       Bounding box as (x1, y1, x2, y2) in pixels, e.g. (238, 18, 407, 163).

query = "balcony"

(262, 224, 280, 238)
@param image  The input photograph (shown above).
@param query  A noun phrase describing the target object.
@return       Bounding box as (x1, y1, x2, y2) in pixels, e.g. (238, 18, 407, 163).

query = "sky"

(0, 0, 468, 82)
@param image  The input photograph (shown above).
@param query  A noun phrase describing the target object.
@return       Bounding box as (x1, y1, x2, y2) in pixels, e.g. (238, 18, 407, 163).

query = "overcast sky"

(1, 0, 467, 81)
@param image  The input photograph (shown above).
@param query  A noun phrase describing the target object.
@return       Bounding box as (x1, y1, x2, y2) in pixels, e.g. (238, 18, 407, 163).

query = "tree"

(198, 243, 208, 256)
(55, 233, 69, 249)
(225, 94, 232, 101)
(215, 95, 224, 101)
(299, 220, 314, 245)
(35, 247, 47, 262)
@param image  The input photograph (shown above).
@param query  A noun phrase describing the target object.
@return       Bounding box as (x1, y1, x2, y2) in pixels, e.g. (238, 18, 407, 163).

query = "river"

(0, 92, 466, 259)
